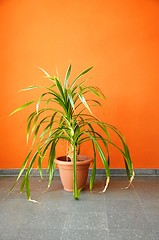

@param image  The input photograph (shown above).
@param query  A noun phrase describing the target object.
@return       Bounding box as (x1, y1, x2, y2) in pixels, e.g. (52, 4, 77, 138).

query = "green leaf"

(48, 141, 57, 188)
(70, 66, 93, 89)
(48, 161, 56, 188)
(55, 78, 65, 100)
(78, 92, 92, 114)
(106, 123, 134, 178)
(90, 142, 96, 190)
(64, 64, 72, 88)
(26, 112, 36, 142)
(20, 176, 26, 193)
(32, 116, 49, 145)
(67, 89, 75, 110)
(10, 101, 34, 116)
(25, 174, 31, 200)
(16, 150, 32, 182)
(86, 86, 106, 100)
(38, 157, 43, 179)
(36, 93, 46, 114)
(87, 133, 110, 178)
(19, 86, 41, 92)
(38, 66, 52, 78)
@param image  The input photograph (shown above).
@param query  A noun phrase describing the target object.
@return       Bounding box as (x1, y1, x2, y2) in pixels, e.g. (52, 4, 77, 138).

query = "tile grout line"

(59, 210, 69, 240)
(130, 183, 155, 234)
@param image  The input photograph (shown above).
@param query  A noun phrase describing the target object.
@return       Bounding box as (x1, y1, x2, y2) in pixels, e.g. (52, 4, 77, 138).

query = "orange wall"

(0, 0, 159, 169)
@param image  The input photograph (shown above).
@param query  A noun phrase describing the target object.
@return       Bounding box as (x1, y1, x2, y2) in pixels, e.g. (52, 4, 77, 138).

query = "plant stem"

(67, 142, 74, 161)
(73, 144, 79, 199)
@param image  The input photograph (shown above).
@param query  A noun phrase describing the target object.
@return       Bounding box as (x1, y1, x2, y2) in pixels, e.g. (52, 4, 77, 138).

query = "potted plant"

(11, 65, 134, 200)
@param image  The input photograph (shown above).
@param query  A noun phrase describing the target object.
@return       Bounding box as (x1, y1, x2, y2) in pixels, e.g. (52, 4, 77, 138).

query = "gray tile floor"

(0, 176, 159, 240)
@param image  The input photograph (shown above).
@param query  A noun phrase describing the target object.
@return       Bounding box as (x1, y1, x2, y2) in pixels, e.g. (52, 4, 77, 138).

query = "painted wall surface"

(0, 0, 159, 169)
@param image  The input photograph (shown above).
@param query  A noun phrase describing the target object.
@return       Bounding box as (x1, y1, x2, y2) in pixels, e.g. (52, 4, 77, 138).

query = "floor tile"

(107, 205, 152, 231)
(0, 176, 159, 240)
(61, 229, 109, 240)
(109, 230, 158, 240)
(64, 212, 108, 230)
(1, 228, 62, 240)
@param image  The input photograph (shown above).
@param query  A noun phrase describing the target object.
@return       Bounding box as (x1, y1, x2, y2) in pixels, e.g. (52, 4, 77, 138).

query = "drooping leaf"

(25, 174, 31, 200)
(20, 175, 27, 193)
(78, 92, 92, 114)
(38, 163, 43, 179)
(36, 93, 47, 114)
(87, 133, 110, 179)
(16, 150, 32, 183)
(10, 101, 34, 116)
(85, 86, 106, 100)
(89, 141, 96, 190)
(48, 141, 57, 188)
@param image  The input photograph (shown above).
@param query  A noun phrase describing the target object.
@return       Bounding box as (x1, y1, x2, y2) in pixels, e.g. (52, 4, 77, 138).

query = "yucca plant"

(11, 65, 134, 200)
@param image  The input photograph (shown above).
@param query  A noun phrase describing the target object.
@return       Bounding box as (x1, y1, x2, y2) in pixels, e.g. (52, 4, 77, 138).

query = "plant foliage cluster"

(11, 65, 134, 200)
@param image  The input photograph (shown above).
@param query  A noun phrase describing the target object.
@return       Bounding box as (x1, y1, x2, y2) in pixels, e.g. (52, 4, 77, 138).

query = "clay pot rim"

(55, 155, 93, 166)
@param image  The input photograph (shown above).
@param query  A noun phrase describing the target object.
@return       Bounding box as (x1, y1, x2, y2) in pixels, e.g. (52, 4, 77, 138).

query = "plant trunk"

(67, 143, 74, 162)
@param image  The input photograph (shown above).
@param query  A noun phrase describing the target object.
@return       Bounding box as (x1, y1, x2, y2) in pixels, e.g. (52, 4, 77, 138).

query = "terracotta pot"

(55, 155, 93, 192)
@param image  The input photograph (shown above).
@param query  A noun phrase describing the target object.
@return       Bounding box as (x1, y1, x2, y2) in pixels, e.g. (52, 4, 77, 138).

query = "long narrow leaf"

(19, 86, 41, 92)
(67, 89, 75, 110)
(86, 132, 110, 190)
(15, 150, 32, 184)
(20, 175, 27, 193)
(10, 149, 31, 192)
(89, 141, 96, 190)
(38, 160, 42, 178)
(54, 78, 66, 102)
(84, 86, 106, 100)
(10, 101, 34, 116)
(78, 92, 92, 114)
(64, 64, 72, 88)
(70, 66, 93, 89)
(48, 141, 57, 188)
(36, 93, 47, 114)
(25, 174, 31, 200)
(38, 66, 52, 79)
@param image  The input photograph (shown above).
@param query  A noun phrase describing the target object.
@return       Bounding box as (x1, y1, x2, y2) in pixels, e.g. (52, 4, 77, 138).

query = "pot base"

(64, 185, 86, 192)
